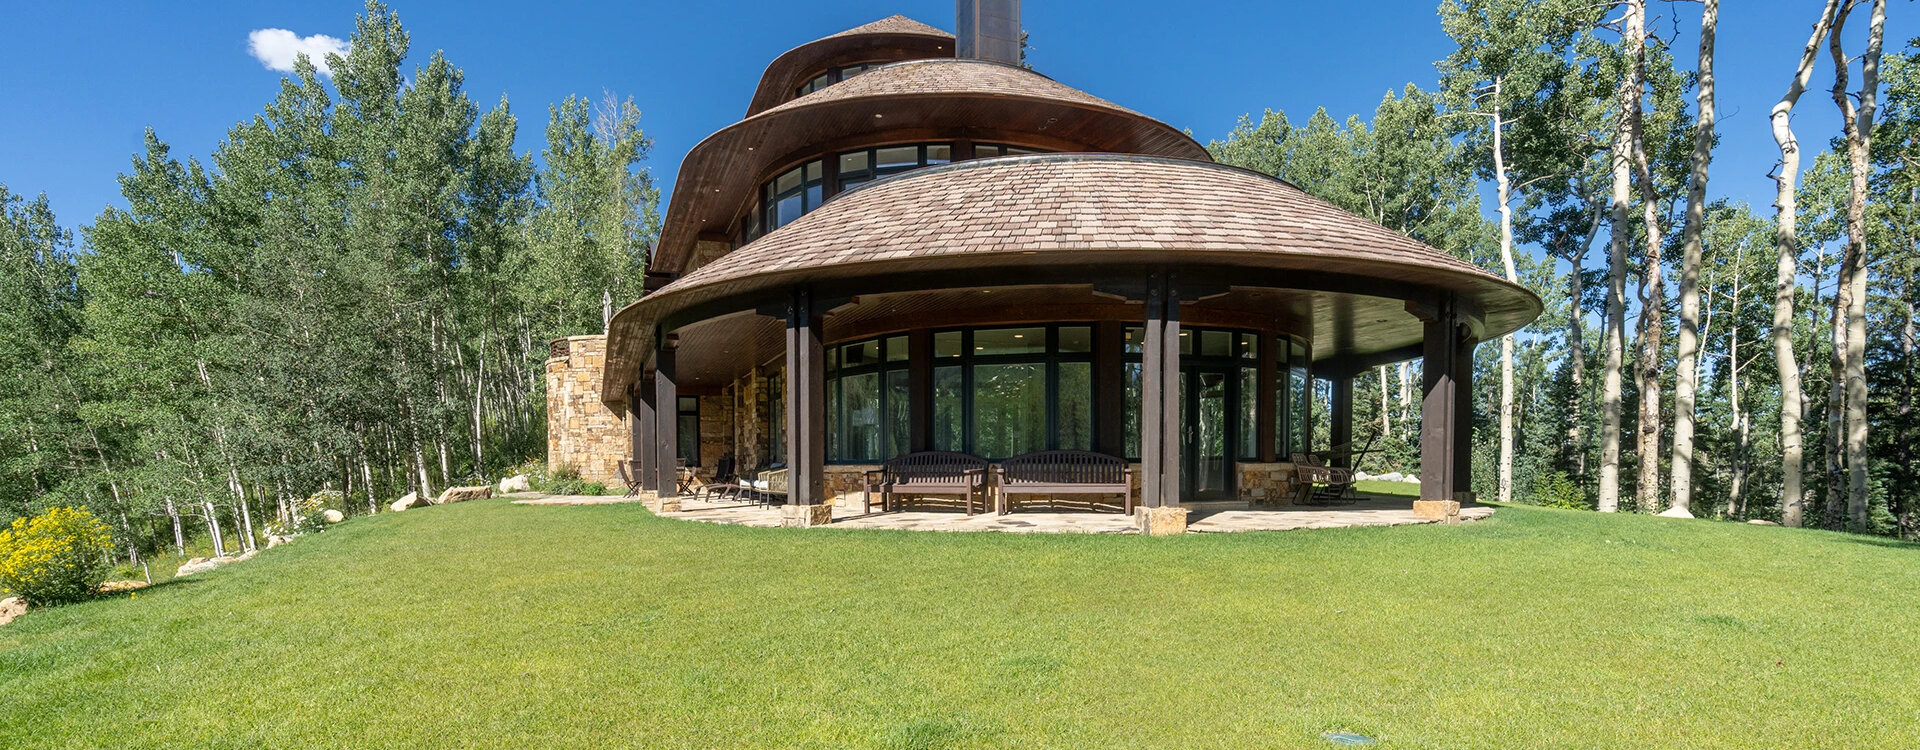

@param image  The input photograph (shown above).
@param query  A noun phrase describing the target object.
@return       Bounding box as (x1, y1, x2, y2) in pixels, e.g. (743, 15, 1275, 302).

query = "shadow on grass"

(1842, 534, 1920, 551)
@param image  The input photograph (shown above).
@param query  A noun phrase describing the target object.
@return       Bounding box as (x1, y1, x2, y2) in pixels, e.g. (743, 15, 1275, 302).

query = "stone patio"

(519, 491, 1494, 534)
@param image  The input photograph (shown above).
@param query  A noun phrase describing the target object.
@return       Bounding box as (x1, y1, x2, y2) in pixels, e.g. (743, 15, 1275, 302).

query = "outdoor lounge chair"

(1291, 451, 1359, 506)
(992, 450, 1132, 515)
(864, 451, 990, 515)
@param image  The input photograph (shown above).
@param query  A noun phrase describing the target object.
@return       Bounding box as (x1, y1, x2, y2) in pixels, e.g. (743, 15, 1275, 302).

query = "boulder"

(266, 534, 293, 548)
(0, 597, 24, 627)
(433, 485, 493, 505)
(1401, 475, 1422, 485)
(175, 556, 236, 577)
(498, 474, 531, 493)
(1748, 519, 1781, 526)
(1354, 471, 1375, 481)
(98, 580, 149, 594)
(321, 509, 345, 524)
(390, 492, 424, 512)
(1656, 506, 1697, 519)
(1375, 472, 1405, 482)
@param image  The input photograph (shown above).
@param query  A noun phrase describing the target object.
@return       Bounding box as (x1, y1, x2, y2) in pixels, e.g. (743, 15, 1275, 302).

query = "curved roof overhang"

(651, 59, 1213, 274)
(745, 15, 955, 116)
(608, 154, 1542, 403)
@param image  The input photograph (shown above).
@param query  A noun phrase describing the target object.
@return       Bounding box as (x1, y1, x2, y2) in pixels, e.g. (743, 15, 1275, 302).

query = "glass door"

(1181, 367, 1233, 500)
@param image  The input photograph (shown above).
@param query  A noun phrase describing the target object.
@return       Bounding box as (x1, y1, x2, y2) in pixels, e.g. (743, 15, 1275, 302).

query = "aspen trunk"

(1490, 80, 1519, 506)
(1669, 0, 1718, 515)
(1771, 0, 1839, 527)
(1630, 131, 1667, 513)
(1831, 0, 1885, 530)
(1379, 366, 1393, 434)
(1599, 0, 1645, 514)
(166, 496, 184, 554)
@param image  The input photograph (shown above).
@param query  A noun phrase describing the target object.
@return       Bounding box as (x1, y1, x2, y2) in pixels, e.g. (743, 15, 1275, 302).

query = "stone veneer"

(546, 335, 628, 485)
(1236, 462, 1300, 506)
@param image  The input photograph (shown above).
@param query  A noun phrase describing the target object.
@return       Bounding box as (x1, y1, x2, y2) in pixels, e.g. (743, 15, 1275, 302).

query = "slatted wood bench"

(993, 450, 1133, 515)
(864, 452, 990, 515)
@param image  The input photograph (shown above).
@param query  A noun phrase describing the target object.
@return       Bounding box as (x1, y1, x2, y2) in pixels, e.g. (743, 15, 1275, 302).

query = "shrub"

(0, 506, 115, 605)
(1535, 471, 1591, 511)
(266, 492, 337, 539)
(521, 462, 610, 496)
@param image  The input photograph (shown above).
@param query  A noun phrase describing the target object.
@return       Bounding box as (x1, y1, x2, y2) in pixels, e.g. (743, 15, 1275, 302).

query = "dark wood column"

(1093, 321, 1125, 457)
(784, 286, 827, 507)
(1140, 270, 1181, 508)
(1257, 330, 1278, 462)
(635, 374, 656, 489)
(908, 329, 933, 452)
(653, 341, 678, 499)
(1414, 297, 1462, 510)
(1453, 335, 1478, 502)
(1329, 371, 1354, 468)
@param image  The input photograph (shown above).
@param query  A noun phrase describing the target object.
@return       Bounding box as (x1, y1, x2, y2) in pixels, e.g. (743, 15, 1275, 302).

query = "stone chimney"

(957, 0, 1021, 66)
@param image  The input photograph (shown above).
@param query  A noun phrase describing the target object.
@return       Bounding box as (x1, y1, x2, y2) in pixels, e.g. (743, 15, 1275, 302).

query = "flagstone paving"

(587, 493, 1495, 534)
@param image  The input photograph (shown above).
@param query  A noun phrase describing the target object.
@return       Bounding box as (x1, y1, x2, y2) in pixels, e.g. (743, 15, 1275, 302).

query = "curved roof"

(746, 15, 955, 116)
(609, 154, 1543, 398)
(653, 59, 1213, 273)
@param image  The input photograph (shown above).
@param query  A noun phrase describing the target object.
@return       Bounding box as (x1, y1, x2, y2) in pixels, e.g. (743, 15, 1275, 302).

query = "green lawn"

(4, 500, 1919, 748)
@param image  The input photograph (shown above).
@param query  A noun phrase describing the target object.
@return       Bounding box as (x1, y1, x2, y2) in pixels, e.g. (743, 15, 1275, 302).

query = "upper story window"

(796, 63, 880, 97)
(734, 143, 1058, 248)
(837, 144, 951, 192)
(974, 144, 1043, 158)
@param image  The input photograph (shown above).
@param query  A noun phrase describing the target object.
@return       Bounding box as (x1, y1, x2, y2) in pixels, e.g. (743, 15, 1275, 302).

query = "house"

(548, 0, 1541, 532)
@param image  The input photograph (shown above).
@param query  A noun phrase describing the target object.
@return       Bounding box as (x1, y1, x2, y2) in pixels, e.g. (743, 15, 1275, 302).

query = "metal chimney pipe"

(957, 0, 1021, 66)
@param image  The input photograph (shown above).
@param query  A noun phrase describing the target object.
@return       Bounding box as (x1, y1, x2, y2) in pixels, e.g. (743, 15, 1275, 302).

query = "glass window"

(1179, 330, 1194, 355)
(1123, 326, 1144, 354)
(885, 335, 909, 362)
(935, 331, 964, 359)
(1058, 362, 1093, 450)
(926, 144, 952, 164)
(1058, 326, 1092, 353)
(974, 327, 1046, 355)
(1124, 362, 1142, 458)
(1239, 367, 1258, 459)
(972, 363, 1047, 458)
(677, 397, 699, 466)
(934, 365, 964, 451)
(840, 371, 881, 461)
(876, 146, 919, 173)
(885, 369, 911, 458)
(842, 340, 879, 368)
(1202, 330, 1232, 357)
(1239, 333, 1259, 360)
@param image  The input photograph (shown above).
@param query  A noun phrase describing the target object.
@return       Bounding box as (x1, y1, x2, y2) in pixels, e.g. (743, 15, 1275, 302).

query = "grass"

(4, 500, 1919, 748)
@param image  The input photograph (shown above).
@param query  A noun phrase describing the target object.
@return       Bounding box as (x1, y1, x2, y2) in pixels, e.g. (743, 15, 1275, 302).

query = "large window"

(836, 144, 951, 192)
(796, 62, 881, 96)
(1121, 327, 1273, 461)
(827, 335, 910, 462)
(932, 326, 1092, 460)
(1281, 337, 1311, 457)
(762, 159, 824, 234)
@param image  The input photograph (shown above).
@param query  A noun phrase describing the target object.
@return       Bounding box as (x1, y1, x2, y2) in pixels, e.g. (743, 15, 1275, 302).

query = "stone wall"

(1237, 462, 1299, 506)
(546, 335, 628, 485)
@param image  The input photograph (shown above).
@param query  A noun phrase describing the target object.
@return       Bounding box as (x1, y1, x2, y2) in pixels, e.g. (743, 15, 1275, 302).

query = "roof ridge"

(827, 15, 952, 40)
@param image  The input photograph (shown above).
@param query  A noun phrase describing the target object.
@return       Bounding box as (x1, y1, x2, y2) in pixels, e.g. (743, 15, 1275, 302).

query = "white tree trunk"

(1490, 81, 1520, 506)
(1600, 0, 1647, 513)
(1772, 1, 1840, 527)
(1669, 0, 1718, 516)
(1831, 0, 1885, 529)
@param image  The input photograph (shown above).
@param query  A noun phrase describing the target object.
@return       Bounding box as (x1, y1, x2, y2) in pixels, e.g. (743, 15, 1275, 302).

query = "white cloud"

(247, 28, 349, 76)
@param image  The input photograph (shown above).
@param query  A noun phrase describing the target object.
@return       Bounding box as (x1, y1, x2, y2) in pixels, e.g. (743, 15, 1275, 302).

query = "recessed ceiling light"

(874, 113, 884, 119)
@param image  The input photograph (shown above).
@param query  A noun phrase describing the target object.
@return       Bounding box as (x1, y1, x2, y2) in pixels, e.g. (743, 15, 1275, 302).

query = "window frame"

(930, 324, 1095, 460)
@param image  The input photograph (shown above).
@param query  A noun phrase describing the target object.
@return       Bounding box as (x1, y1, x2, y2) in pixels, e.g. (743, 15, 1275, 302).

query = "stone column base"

(1413, 499, 1461, 524)
(647, 495, 682, 513)
(1136, 506, 1190, 536)
(781, 503, 832, 527)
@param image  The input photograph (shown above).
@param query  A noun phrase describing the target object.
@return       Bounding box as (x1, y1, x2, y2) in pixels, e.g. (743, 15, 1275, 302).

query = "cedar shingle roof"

(606, 154, 1541, 399)
(746, 15, 954, 117)
(823, 14, 951, 40)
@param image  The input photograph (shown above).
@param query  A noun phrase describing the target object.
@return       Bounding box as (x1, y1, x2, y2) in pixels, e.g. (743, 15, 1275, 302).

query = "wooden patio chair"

(617, 460, 644, 498)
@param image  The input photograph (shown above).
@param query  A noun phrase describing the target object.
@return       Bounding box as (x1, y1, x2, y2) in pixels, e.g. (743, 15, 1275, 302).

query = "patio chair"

(617, 460, 644, 498)
(1290, 452, 1358, 506)
(696, 456, 743, 502)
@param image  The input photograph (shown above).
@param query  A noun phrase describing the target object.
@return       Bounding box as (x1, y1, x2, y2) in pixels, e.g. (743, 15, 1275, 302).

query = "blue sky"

(0, 0, 1901, 243)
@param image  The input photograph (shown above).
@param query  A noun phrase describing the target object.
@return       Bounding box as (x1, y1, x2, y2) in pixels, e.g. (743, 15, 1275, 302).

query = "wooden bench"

(993, 450, 1133, 515)
(864, 452, 990, 515)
